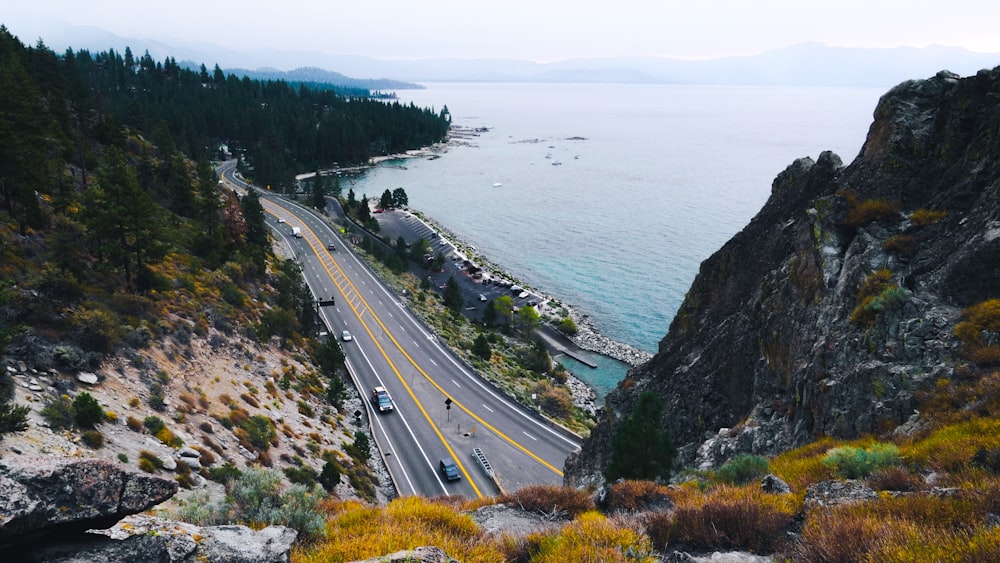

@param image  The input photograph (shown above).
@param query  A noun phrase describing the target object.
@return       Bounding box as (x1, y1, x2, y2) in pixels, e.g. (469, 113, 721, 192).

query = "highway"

(218, 162, 582, 498)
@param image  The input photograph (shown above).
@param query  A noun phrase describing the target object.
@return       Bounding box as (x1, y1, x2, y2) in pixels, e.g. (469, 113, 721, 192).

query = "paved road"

(220, 165, 581, 498)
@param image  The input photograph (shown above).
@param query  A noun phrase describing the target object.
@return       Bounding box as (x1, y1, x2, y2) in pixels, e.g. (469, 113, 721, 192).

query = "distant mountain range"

(7, 16, 1000, 88)
(218, 66, 422, 92)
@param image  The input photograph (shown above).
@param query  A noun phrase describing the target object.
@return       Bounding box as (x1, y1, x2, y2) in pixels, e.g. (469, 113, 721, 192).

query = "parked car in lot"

(478, 294, 487, 302)
(439, 458, 460, 481)
(371, 386, 394, 413)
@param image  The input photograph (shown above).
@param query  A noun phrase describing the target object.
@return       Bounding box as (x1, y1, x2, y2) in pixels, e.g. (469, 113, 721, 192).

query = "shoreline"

(408, 209, 654, 369)
(349, 125, 655, 368)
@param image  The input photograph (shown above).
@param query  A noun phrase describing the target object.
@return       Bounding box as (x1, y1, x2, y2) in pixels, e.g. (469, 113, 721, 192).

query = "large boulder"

(0, 457, 297, 562)
(22, 515, 297, 563)
(0, 456, 177, 551)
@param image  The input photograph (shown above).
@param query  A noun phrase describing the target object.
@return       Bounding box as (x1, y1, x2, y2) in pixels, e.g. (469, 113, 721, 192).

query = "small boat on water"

(492, 182, 503, 187)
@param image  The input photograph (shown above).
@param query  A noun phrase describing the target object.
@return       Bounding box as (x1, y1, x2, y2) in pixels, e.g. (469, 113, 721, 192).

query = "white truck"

(292, 226, 302, 238)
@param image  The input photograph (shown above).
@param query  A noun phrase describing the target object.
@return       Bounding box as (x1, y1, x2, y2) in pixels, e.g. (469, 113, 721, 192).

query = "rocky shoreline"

(408, 210, 653, 370)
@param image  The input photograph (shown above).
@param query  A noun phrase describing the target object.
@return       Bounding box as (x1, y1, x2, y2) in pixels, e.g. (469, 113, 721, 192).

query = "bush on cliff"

(72, 392, 104, 428)
(0, 402, 29, 441)
(822, 442, 901, 479)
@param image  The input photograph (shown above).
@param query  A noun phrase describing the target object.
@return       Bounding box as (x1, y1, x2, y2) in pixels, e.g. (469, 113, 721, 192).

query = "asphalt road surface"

(223, 178, 582, 498)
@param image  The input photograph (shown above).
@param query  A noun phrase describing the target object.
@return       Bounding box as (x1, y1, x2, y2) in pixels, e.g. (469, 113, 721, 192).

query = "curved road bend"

(257, 194, 582, 498)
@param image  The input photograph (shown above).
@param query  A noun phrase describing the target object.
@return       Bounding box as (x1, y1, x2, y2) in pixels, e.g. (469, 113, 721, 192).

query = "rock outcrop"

(566, 67, 1000, 485)
(0, 456, 178, 550)
(0, 457, 296, 562)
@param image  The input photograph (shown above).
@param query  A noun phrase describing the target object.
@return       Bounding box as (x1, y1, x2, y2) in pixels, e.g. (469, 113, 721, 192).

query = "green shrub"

(283, 465, 318, 487)
(208, 462, 242, 484)
(850, 269, 908, 326)
(345, 431, 371, 462)
(715, 454, 770, 485)
(220, 468, 281, 524)
(138, 449, 165, 470)
(117, 453, 128, 463)
(0, 402, 30, 440)
(72, 392, 104, 428)
(318, 460, 341, 492)
(558, 316, 578, 336)
(40, 396, 76, 430)
(143, 415, 166, 434)
(239, 415, 277, 451)
(81, 429, 104, 449)
(296, 400, 314, 418)
(227, 468, 326, 541)
(822, 443, 901, 479)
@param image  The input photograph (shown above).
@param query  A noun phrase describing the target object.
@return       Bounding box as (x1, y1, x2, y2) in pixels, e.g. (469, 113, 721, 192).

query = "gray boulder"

(23, 515, 297, 563)
(760, 474, 792, 494)
(0, 457, 297, 562)
(350, 546, 459, 563)
(804, 479, 877, 510)
(0, 456, 177, 551)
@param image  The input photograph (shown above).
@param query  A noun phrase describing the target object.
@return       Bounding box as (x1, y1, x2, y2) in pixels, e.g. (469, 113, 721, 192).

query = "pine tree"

(443, 276, 464, 315)
(392, 187, 409, 208)
(379, 189, 393, 210)
(472, 334, 492, 360)
(0, 403, 30, 441)
(604, 391, 677, 482)
(311, 170, 327, 210)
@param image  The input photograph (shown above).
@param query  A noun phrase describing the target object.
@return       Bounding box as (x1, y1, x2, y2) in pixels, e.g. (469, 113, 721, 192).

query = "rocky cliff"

(566, 67, 1000, 486)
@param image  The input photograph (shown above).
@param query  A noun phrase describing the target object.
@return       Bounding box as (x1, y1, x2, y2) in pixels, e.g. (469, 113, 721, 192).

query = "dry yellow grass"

(294, 497, 507, 563)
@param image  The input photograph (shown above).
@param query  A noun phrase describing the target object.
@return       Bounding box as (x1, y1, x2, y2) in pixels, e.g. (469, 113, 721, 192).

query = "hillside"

(0, 25, 434, 518)
(566, 66, 1000, 485)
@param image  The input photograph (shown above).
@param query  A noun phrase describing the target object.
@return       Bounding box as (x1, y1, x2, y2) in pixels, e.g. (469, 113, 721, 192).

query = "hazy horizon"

(7, 2, 1000, 64)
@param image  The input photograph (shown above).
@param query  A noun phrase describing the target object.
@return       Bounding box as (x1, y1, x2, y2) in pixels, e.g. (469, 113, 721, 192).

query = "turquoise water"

(352, 82, 885, 396)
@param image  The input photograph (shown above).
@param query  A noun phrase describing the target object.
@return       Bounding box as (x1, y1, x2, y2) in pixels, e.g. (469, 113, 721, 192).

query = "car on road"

(371, 386, 394, 413)
(439, 458, 460, 481)
(327, 243, 336, 251)
(277, 218, 286, 223)
(341, 330, 353, 342)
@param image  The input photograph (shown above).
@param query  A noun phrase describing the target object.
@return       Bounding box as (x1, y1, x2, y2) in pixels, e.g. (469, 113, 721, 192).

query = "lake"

(351, 82, 887, 398)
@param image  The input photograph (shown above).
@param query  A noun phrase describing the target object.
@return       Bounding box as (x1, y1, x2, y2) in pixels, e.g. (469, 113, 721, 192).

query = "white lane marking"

(482, 404, 494, 413)
(451, 379, 462, 388)
(522, 431, 537, 441)
(349, 334, 451, 495)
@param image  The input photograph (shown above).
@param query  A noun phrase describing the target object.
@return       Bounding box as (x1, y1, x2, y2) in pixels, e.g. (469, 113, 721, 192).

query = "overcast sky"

(7, 1, 1000, 61)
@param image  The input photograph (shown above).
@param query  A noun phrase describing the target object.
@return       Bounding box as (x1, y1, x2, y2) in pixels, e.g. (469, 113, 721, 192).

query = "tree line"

(0, 24, 446, 439)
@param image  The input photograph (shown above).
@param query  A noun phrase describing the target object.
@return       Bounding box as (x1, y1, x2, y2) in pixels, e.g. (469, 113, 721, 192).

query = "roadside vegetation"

(282, 366, 1000, 561)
